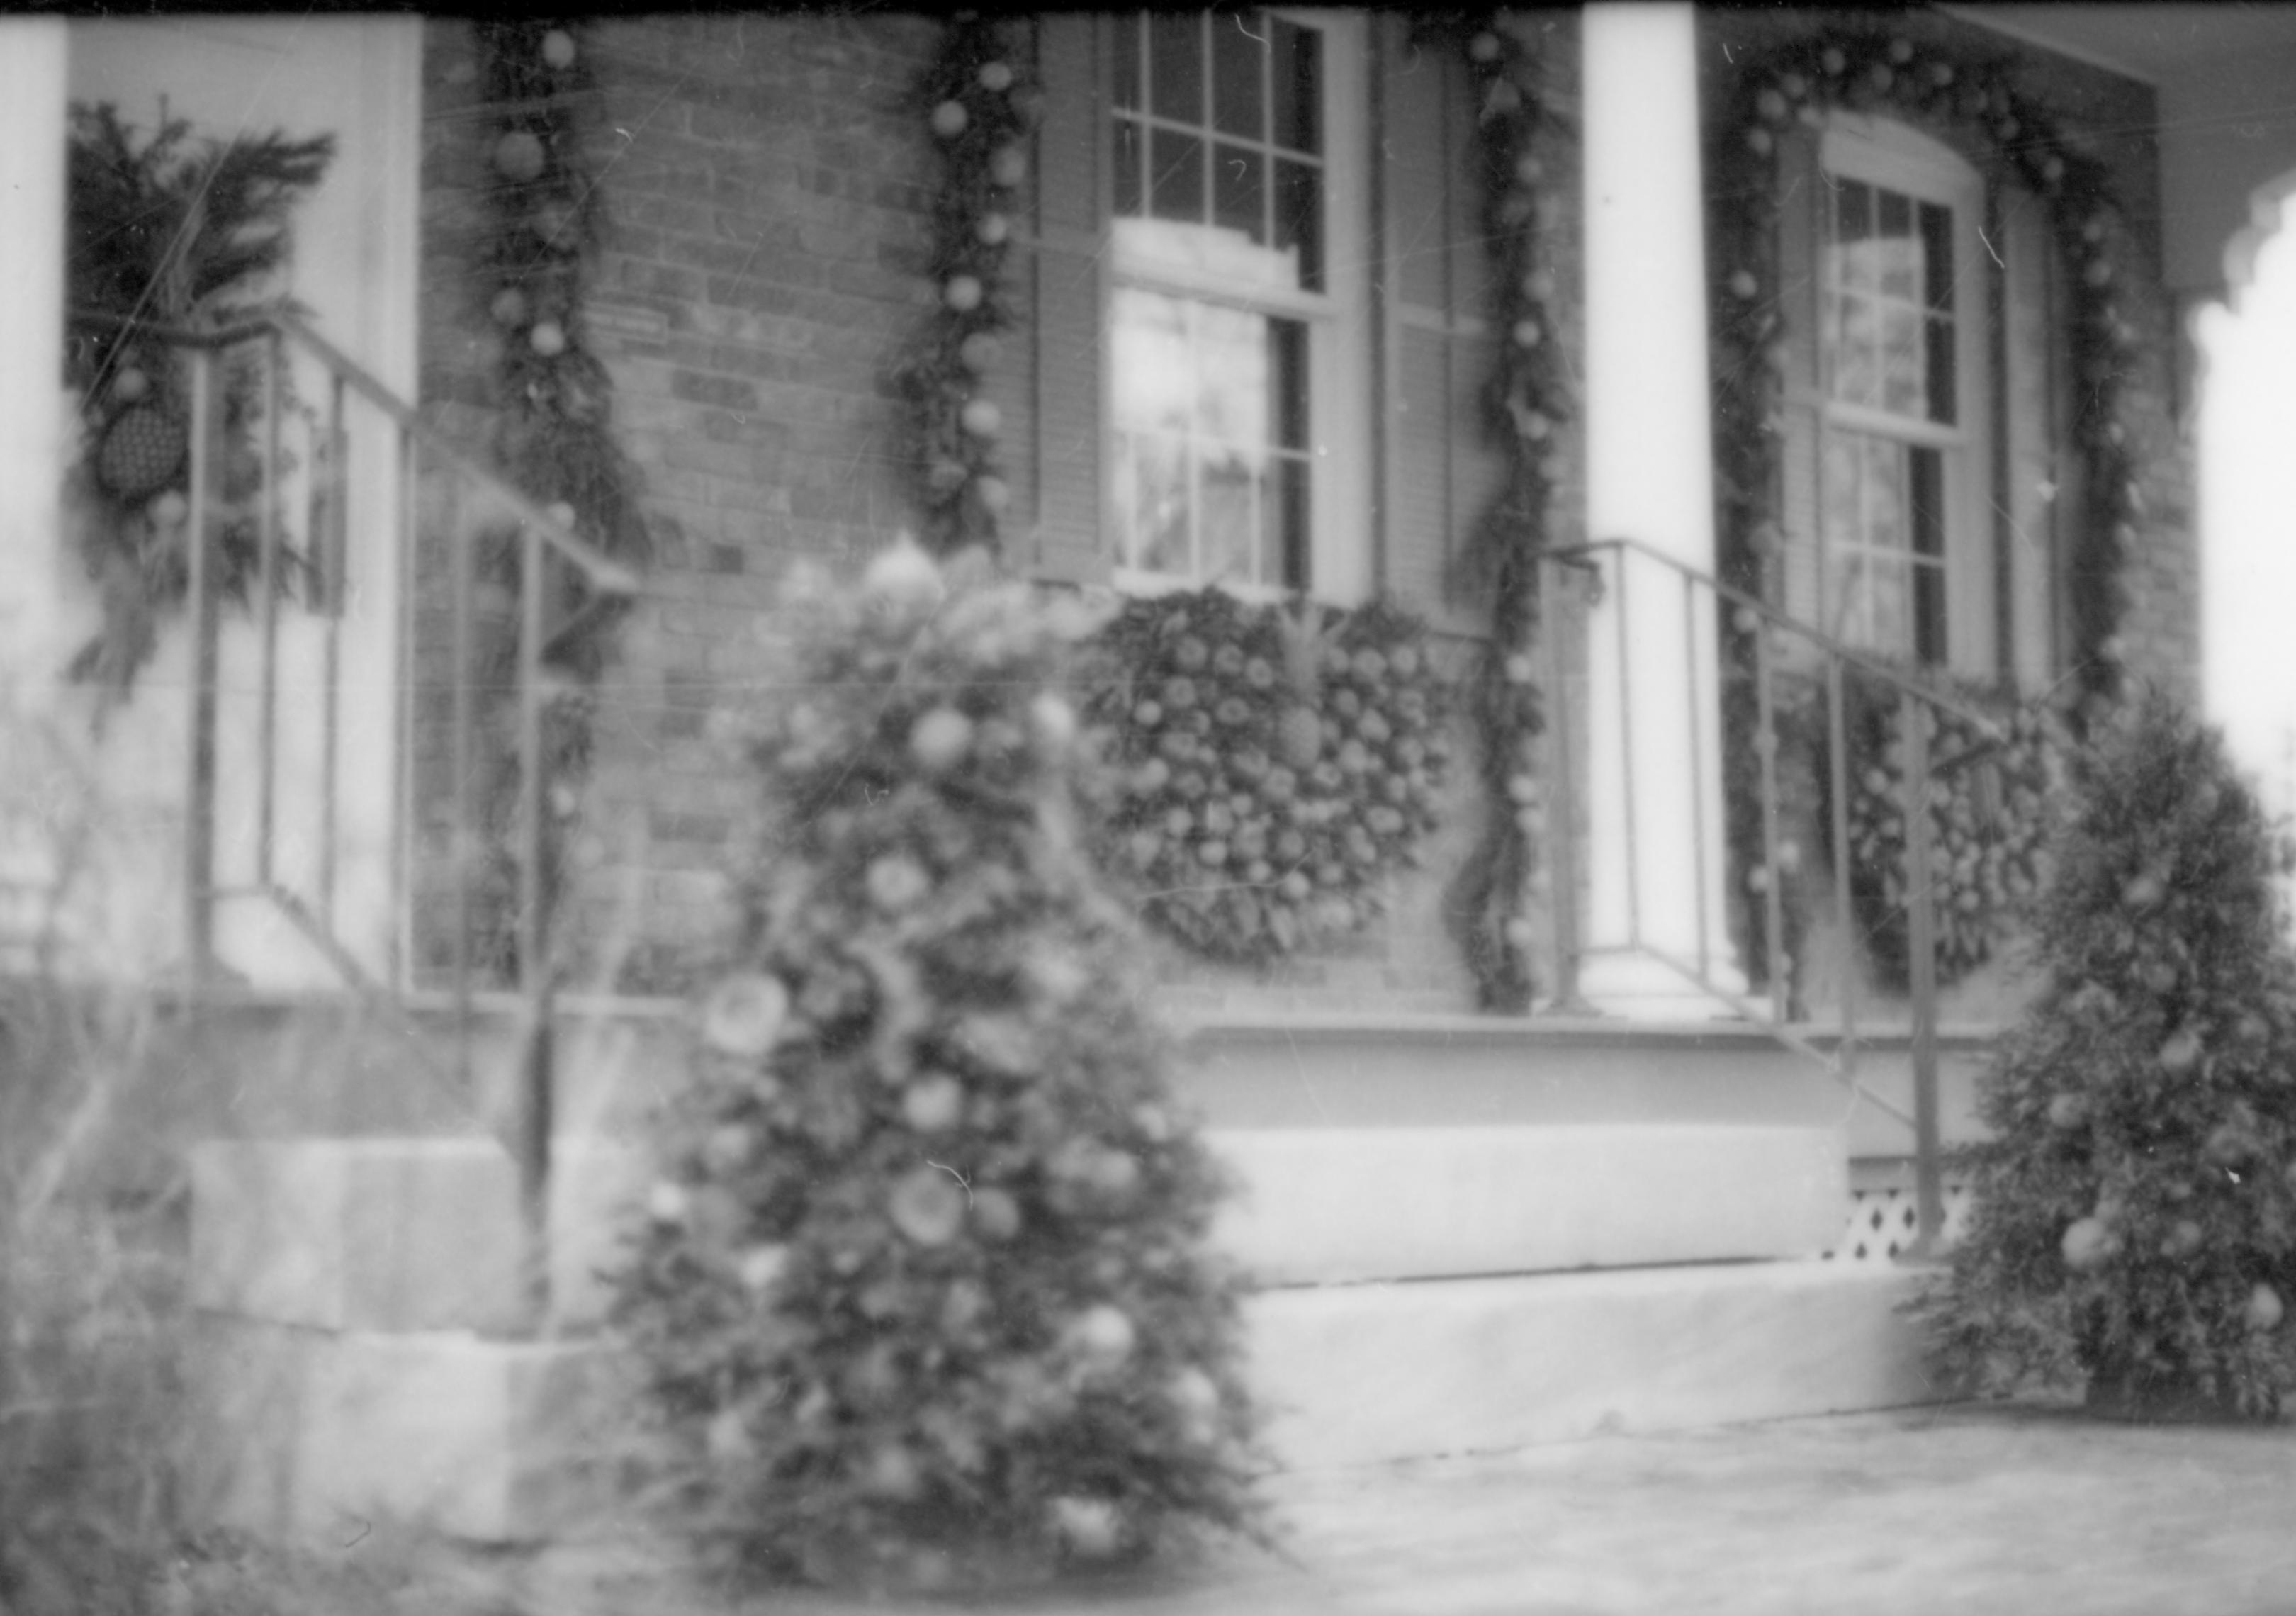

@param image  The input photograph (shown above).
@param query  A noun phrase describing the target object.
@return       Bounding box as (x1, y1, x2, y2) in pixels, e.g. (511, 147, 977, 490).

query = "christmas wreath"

(1822, 670, 2064, 989)
(64, 103, 334, 693)
(1084, 589, 1450, 964)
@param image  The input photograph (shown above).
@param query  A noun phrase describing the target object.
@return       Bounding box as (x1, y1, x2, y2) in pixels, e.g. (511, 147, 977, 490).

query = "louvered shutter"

(1999, 186, 2064, 692)
(1028, 14, 1111, 585)
(1378, 19, 1502, 634)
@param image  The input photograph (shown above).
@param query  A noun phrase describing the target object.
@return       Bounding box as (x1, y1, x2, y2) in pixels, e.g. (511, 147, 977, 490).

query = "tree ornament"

(910, 707, 974, 773)
(930, 99, 969, 139)
(960, 398, 1003, 439)
(493, 128, 547, 183)
(943, 274, 984, 313)
(700, 972, 789, 1056)
(988, 144, 1027, 188)
(111, 367, 149, 403)
(529, 318, 567, 356)
(540, 28, 576, 69)
(957, 330, 1002, 372)
(978, 60, 1013, 94)
(975, 210, 1010, 246)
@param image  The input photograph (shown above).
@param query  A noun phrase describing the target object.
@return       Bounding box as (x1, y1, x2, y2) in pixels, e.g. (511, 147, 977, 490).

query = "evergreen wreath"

(1814, 668, 2064, 991)
(1915, 693, 2296, 1420)
(63, 103, 333, 694)
(1708, 23, 2149, 992)
(612, 542, 1265, 1592)
(466, 18, 649, 980)
(894, 13, 1036, 559)
(1414, 13, 1569, 1013)
(1084, 589, 1450, 964)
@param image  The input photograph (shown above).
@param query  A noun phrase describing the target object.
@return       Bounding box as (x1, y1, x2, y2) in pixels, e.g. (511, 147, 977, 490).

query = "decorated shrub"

(1084, 588, 1451, 964)
(612, 544, 1264, 1590)
(1918, 693, 2296, 1420)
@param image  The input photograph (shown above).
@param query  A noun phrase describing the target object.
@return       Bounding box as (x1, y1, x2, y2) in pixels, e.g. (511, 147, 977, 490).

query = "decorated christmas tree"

(612, 542, 1264, 1589)
(1920, 692, 2296, 1420)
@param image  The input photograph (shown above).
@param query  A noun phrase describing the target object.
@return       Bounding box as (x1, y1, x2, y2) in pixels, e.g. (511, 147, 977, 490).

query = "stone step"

(184, 1260, 1935, 1543)
(191, 1120, 1847, 1331)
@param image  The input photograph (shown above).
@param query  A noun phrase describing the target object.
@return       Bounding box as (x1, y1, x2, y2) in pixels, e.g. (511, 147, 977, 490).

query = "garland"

(896, 14, 1036, 559)
(62, 104, 333, 695)
(1708, 22, 2146, 994)
(1709, 24, 2145, 720)
(470, 20, 648, 977)
(1416, 14, 1568, 1013)
(1085, 590, 1449, 965)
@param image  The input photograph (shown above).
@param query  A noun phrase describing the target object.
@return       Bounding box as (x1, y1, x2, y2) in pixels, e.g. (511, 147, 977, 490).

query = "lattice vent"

(1823, 1183, 1974, 1265)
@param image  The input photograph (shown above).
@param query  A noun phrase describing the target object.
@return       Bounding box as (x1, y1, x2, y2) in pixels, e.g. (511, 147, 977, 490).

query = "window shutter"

(1025, 14, 1110, 586)
(1773, 128, 1824, 632)
(1378, 21, 1500, 634)
(1999, 186, 2062, 692)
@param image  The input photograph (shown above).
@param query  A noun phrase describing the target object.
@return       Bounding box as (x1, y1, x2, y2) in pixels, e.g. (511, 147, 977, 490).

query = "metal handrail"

(69, 303, 636, 1325)
(1540, 535, 2007, 1256)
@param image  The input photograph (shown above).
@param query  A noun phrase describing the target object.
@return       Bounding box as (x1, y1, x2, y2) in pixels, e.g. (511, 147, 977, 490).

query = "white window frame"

(1816, 115, 1995, 678)
(1103, 9, 1371, 607)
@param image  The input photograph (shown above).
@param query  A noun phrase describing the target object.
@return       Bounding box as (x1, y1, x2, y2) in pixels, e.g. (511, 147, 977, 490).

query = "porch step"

(190, 1121, 1847, 1332)
(1250, 1261, 1935, 1470)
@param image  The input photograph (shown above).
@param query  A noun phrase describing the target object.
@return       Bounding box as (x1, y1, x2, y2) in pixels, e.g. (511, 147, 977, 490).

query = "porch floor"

(183, 1399, 2296, 1615)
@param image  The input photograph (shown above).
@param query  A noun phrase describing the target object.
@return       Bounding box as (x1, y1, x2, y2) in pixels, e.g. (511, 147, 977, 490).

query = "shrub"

(612, 544, 1266, 1590)
(1918, 692, 2296, 1419)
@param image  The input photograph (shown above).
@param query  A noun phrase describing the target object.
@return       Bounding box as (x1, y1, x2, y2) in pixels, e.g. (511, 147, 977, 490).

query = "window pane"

(1213, 142, 1266, 249)
(1273, 454, 1310, 589)
(1110, 286, 1193, 432)
(1823, 430, 1863, 551)
(1867, 555, 1910, 654)
(1834, 181, 1873, 293)
(1881, 305, 1923, 417)
(1833, 293, 1879, 407)
(1275, 157, 1322, 293)
(1913, 560, 1947, 663)
(1132, 432, 1191, 575)
(1864, 436, 1906, 554)
(1877, 189, 1915, 300)
(1203, 452, 1256, 584)
(1150, 128, 1204, 224)
(1909, 446, 1945, 559)
(1828, 552, 1868, 645)
(1149, 13, 1202, 124)
(1920, 202, 1954, 315)
(1925, 315, 1956, 426)
(1113, 15, 1142, 111)
(1271, 318, 1307, 449)
(1113, 118, 1143, 218)
(1271, 19, 1320, 155)
(1212, 11, 1265, 138)
(1195, 302, 1270, 444)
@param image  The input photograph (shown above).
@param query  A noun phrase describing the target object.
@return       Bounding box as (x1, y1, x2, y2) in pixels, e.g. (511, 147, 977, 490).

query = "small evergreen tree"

(1921, 692, 2296, 1420)
(612, 542, 1264, 1589)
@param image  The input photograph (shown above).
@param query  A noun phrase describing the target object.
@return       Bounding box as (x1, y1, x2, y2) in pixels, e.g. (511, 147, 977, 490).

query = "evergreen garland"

(1708, 23, 2151, 992)
(467, 19, 648, 978)
(1084, 589, 1450, 964)
(1414, 13, 1568, 1013)
(1917, 694, 2296, 1420)
(62, 103, 333, 693)
(613, 542, 1265, 1591)
(894, 13, 1036, 559)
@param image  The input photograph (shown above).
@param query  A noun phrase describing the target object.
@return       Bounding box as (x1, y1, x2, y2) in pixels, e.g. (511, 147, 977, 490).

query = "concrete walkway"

(227, 1401, 2296, 1615)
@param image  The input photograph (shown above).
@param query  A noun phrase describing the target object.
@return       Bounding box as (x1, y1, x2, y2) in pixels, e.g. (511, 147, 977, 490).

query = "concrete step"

(183, 1259, 1935, 1542)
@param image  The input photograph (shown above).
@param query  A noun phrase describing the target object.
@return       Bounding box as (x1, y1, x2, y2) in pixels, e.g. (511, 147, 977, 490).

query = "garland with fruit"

(1085, 590, 1449, 965)
(465, 18, 649, 979)
(896, 13, 1035, 557)
(1419, 11, 1569, 1012)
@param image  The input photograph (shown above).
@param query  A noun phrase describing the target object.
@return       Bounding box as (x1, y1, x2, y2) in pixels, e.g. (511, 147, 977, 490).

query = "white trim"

(1932, 5, 2158, 86)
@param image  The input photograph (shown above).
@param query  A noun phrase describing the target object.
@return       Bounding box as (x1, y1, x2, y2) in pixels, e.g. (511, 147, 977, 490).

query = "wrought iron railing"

(68, 306, 638, 1321)
(1537, 535, 2008, 1255)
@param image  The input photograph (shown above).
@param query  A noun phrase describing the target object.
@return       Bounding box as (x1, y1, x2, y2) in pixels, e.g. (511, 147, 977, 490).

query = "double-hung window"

(1105, 10, 1368, 600)
(1816, 120, 1990, 670)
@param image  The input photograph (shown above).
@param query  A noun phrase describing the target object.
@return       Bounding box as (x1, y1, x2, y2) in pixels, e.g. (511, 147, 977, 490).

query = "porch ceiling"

(1945, 4, 2296, 297)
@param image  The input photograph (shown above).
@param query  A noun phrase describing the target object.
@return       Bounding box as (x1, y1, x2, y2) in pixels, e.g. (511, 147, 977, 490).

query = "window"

(1105, 11, 1368, 600)
(1816, 121, 1990, 670)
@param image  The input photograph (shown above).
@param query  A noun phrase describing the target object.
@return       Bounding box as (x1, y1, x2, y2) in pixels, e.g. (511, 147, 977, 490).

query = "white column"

(1577, 4, 1742, 1014)
(0, 21, 69, 697)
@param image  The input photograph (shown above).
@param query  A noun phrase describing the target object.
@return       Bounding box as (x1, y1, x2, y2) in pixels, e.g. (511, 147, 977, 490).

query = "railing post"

(1541, 555, 1587, 1012)
(184, 345, 220, 983)
(516, 520, 555, 1330)
(1901, 688, 1945, 1257)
